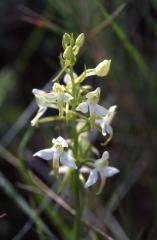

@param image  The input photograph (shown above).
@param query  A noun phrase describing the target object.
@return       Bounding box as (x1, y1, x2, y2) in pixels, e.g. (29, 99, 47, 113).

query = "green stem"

(69, 67, 82, 239)
(38, 116, 65, 124)
(52, 65, 68, 82)
(69, 110, 88, 121)
(74, 170, 81, 240)
(70, 67, 79, 160)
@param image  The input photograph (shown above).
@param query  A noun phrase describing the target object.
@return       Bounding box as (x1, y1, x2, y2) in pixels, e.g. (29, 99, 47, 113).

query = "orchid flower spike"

(76, 87, 108, 128)
(85, 151, 119, 194)
(33, 136, 77, 176)
(31, 89, 57, 126)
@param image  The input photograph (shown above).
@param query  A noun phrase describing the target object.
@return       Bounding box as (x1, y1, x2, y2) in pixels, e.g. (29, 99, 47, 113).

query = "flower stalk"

(69, 66, 82, 239)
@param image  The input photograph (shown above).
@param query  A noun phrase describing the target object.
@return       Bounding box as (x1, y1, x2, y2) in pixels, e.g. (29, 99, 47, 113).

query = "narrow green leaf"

(0, 173, 54, 239)
(96, 0, 148, 75)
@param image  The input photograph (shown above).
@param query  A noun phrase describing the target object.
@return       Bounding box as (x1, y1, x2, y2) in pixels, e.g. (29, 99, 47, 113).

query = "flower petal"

(64, 92, 73, 102)
(89, 104, 96, 128)
(32, 89, 48, 108)
(32, 88, 45, 98)
(31, 107, 47, 126)
(63, 73, 72, 85)
(63, 72, 78, 85)
(100, 122, 113, 136)
(50, 166, 73, 176)
(84, 169, 98, 188)
(57, 136, 68, 148)
(57, 166, 69, 174)
(33, 148, 53, 160)
(60, 151, 77, 169)
(76, 102, 88, 114)
(108, 105, 117, 114)
(33, 88, 57, 108)
(95, 104, 108, 116)
(86, 87, 100, 101)
(103, 105, 117, 124)
(79, 166, 91, 173)
(102, 166, 119, 177)
(101, 151, 109, 161)
(45, 92, 57, 103)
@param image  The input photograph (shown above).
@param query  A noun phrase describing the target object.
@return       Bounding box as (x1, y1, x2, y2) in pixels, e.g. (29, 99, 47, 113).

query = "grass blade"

(0, 173, 54, 239)
(95, 0, 148, 75)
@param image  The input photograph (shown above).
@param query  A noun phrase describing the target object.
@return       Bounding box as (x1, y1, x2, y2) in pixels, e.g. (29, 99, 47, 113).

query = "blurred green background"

(0, 0, 157, 239)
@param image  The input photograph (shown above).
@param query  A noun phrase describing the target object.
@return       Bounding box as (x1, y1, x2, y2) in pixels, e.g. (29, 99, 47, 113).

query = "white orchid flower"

(96, 105, 117, 137)
(31, 84, 73, 126)
(51, 83, 73, 117)
(76, 87, 108, 127)
(31, 89, 57, 126)
(85, 151, 119, 194)
(33, 136, 77, 176)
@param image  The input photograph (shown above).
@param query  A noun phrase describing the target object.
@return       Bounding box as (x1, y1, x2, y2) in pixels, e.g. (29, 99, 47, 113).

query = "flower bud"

(95, 59, 111, 77)
(75, 33, 85, 48)
(63, 46, 74, 61)
(62, 33, 71, 49)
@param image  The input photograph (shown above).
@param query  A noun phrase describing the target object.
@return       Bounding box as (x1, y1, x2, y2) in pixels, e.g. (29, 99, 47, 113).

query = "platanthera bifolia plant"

(31, 33, 119, 239)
